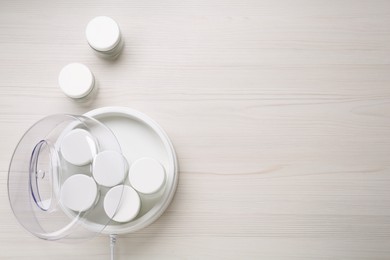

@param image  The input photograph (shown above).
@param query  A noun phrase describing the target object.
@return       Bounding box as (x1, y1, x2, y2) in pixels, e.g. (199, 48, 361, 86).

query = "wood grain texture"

(1, 0, 390, 259)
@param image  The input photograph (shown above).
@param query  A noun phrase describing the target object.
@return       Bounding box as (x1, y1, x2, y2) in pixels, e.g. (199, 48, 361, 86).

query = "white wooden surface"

(1, 0, 390, 259)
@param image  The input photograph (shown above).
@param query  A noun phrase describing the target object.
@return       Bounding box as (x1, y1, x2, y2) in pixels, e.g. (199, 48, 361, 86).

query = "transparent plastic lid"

(8, 115, 127, 240)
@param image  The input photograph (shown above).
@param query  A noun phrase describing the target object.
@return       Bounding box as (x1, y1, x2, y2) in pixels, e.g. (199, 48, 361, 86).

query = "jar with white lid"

(58, 63, 98, 102)
(86, 16, 124, 59)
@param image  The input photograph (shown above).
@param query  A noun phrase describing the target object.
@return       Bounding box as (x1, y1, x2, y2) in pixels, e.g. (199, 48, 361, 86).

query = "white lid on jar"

(92, 151, 128, 187)
(86, 16, 121, 52)
(129, 158, 166, 194)
(60, 129, 97, 166)
(58, 63, 95, 99)
(104, 185, 141, 223)
(60, 174, 98, 212)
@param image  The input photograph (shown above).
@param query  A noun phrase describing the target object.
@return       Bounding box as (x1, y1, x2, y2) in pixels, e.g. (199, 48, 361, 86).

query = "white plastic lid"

(86, 16, 121, 52)
(93, 151, 128, 187)
(58, 63, 95, 99)
(129, 158, 166, 194)
(60, 129, 97, 166)
(60, 174, 98, 212)
(104, 185, 141, 223)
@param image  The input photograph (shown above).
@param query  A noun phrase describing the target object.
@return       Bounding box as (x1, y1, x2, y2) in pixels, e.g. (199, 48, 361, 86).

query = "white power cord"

(109, 234, 117, 260)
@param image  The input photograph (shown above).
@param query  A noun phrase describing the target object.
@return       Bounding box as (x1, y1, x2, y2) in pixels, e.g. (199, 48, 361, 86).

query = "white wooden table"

(1, 0, 390, 259)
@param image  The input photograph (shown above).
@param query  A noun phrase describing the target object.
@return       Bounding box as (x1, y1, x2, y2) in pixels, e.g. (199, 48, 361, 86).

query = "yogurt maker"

(7, 107, 178, 257)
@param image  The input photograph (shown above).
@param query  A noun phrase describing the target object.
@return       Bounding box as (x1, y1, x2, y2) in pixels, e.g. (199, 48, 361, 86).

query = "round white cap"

(58, 63, 94, 99)
(104, 185, 141, 223)
(129, 158, 166, 194)
(60, 174, 98, 212)
(60, 129, 97, 166)
(86, 16, 121, 52)
(92, 151, 128, 187)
